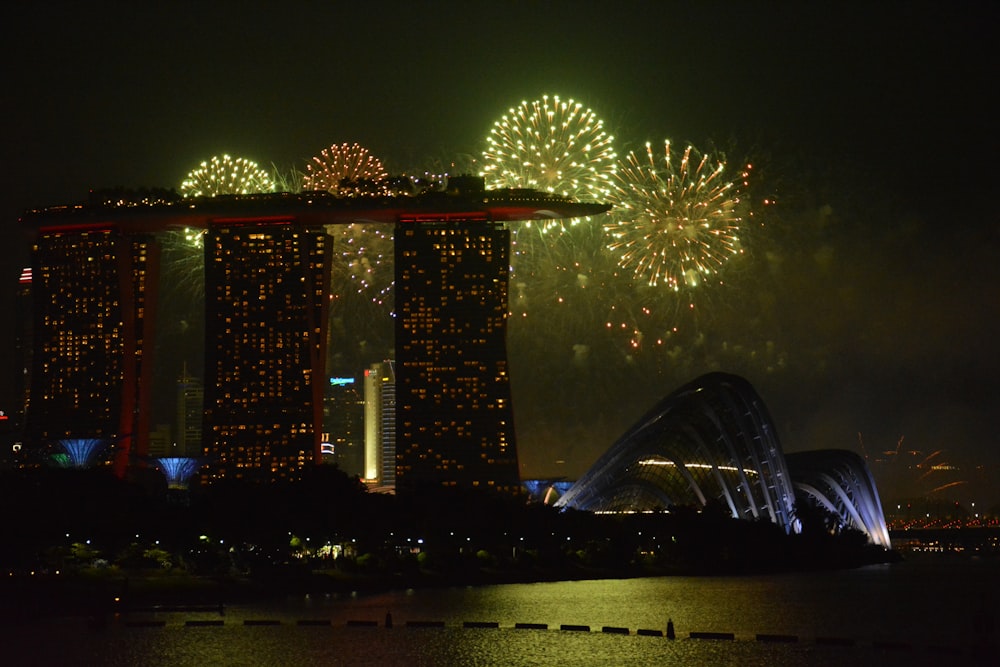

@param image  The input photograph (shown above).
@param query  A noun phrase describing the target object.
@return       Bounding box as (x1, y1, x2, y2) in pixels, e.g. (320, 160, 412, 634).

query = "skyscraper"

(25, 228, 159, 474)
(394, 217, 520, 493)
(12, 267, 33, 437)
(21, 188, 607, 485)
(363, 360, 396, 488)
(322, 376, 365, 477)
(176, 368, 203, 457)
(200, 222, 331, 483)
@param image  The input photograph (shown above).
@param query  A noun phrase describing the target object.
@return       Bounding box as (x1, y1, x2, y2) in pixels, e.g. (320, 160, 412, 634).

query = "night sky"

(4, 1, 998, 506)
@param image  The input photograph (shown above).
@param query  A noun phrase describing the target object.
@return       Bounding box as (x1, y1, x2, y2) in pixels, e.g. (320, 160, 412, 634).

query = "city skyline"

(14, 187, 606, 489)
(3, 2, 997, 506)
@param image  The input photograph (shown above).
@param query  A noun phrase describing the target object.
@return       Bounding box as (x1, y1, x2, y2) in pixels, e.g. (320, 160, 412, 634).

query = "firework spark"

(604, 141, 748, 290)
(179, 155, 275, 198)
(303, 143, 388, 194)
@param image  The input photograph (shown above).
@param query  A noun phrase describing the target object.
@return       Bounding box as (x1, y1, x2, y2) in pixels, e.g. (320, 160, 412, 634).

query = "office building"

(200, 222, 331, 483)
(176, 369, 203, 457)
(20, 188, 606, 485)
(25, 228, 159, 473)
(394, 218, 520, 493)
(322, 376, 365, 477)
(363, 360, 396, 488)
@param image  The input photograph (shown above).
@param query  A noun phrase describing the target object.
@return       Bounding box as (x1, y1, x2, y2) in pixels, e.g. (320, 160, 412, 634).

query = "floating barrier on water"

(690, 631, 735, 640)
(130, 604, 223, 614)
(560, 624, 590, 632)
(109, 614, 971, 656)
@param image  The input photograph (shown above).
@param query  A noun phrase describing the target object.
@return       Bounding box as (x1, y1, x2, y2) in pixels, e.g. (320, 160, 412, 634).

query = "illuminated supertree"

(303, 143, 388, 194)
(57, 439, 106, 468)
(179, 155, 275, 198)
(154, 457, 203, 489)
(604, 141, 749, 291)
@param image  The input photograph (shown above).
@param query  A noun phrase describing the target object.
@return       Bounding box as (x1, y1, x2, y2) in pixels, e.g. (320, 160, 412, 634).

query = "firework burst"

(179, 155, 275, 197)
(482, 95, 617, 235)
(604, 141, 748, 290)
(329, 222, 395, 304)
(303, 143, 388, 194)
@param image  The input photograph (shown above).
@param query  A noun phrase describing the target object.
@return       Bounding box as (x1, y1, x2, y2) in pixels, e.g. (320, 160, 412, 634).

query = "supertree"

(57, 439, 106, 468)
(302, 142, 388, 194)
(604, 140, 749, 291)
(179, 155, 275, 197)
(153, 457, 203, 490)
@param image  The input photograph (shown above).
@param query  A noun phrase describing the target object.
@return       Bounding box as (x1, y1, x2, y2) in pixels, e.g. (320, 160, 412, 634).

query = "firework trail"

(160, 227, 206, 304)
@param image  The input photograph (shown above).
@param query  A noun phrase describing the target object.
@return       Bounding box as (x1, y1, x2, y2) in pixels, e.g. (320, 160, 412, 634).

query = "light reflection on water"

(4, 558, 997, 666)
(5, 623, 966, 667)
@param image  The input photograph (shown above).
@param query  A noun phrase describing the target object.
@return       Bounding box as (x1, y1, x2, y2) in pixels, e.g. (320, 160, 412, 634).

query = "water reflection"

(3, 559, 997, 666)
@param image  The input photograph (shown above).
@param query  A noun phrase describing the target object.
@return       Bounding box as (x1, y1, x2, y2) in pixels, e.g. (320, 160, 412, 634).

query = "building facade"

(200, 222, 331, 483)
(175, 370, 203, 457)
(20, 189, 606, 485)
(25, 228, 159, 474)
(363, 360, 396, 488)
(393, 218, 520, 493)
(322, 376, 365, 477)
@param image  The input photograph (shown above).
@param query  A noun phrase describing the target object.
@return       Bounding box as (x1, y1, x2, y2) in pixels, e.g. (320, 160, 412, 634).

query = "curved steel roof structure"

(555, 373, 796, 528)
(786, 449, 892, 548)
(555, 372, 890, 547)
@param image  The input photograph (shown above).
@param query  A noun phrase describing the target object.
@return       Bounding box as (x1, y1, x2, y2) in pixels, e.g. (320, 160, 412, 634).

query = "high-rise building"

(25, 228, 159, 474)
(147, 423, 172, 458)
(12, 267, 33, 437)
(176, 369, 203, 457)
(21, 188, 606, 485)
(322, 376, 365, 477)
(363, 360, 396, 488)
(200, 222, 331, 483)
(394, 218, 520, 493)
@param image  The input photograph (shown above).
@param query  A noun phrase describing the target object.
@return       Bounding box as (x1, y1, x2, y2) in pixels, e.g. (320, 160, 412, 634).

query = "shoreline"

(1, 549, 902, 622)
